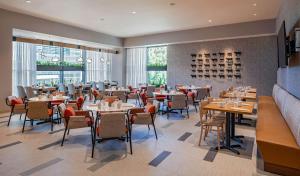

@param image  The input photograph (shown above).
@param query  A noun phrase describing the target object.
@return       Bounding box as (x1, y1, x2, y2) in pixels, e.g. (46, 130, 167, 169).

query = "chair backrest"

(98, 112, 126, 138)
(146, 86, 155, 97)
(24, 86, 35, 98)
(27, 101, 50, 120)
(195, 88, 208, 101)
(199, 100, 209, 123)
(171, 94, 187, 109)
(97, 82, 105, 91)
(58, 103, 67, 118)
(17, 85, 27, 98)
(68, 84, 75, 94)
(112, 91, 127, 102)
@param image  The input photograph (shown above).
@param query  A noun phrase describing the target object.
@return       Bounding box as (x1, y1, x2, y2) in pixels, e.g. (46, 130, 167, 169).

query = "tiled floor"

(0, 100, 277, 176)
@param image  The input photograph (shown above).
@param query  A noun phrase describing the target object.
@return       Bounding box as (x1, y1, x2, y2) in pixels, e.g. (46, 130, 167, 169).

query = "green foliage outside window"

(147, 47, 167, 87)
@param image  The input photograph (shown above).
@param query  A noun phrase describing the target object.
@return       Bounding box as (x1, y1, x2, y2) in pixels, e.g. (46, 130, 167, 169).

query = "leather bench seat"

(256, 88, 300, 175)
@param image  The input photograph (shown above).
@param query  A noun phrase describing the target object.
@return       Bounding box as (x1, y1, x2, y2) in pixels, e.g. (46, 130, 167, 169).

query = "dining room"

(0, 0, 300, 176)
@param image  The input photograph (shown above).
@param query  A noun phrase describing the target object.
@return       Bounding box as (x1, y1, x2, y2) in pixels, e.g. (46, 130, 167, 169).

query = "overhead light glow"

(208, 19, 212, 23)
(25, 0, 31, 3)
(131, 11, 137, 14)
(253, 3, 257, 6)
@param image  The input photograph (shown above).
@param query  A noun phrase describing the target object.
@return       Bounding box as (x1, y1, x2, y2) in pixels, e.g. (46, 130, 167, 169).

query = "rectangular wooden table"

(204, 101, 255, 154)
(223, 92, 257, 101)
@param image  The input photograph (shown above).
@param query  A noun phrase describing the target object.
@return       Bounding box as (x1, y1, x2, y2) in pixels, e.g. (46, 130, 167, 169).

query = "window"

(147, 46, 167, 86)
(12, 41, 113, 95)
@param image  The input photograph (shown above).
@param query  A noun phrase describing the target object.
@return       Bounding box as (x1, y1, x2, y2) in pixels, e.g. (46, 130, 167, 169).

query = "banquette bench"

(256, 85, 300, 176)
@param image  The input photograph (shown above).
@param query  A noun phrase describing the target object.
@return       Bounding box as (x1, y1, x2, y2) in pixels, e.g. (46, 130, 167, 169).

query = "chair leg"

(186, 109, 189, 118)
(22, 116, 27, 133)
(61, 127, 68, 146)
(194, 103, 198, 112)
(51, 115, 54, 131)
(90, 126, 94, 144)
(217, 127, 221, 150)
(7, 112, 13, 126)
(199, 125, 203, 146)
(19, 113, 22, 120)
(129, 131, 133, 154)
(147, 124, 150, 131)
(152, 122, 158, 140)
(67, 129, 70, 135)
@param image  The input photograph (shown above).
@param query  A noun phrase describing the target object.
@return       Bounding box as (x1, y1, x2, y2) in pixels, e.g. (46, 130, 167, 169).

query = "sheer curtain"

(12, 42, 37, 96)
(126, 47, 147, 88)
(86, 51, 112, 82)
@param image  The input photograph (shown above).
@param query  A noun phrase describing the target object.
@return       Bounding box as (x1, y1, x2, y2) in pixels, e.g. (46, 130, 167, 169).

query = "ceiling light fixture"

(253, 13, 257, 16)
(25, 0, 31, 3)
(208, 19, 212, 23)
(169, 2, 176, 6)
(131, 11, 137, 14)
(253, 3, 257, 6)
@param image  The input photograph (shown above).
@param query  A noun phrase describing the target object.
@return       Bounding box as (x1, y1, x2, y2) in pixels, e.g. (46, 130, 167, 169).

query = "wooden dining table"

(204, 100, 255, 154)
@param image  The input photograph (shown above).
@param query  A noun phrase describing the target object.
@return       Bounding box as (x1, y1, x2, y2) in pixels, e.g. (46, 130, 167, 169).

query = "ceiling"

(0, 0, 282, 38)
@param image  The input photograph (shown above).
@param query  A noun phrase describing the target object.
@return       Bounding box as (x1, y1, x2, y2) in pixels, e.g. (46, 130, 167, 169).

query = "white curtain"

(12, 42, 37, 96)
(86, 51, 112, 82)
(126, 47, 147, 88)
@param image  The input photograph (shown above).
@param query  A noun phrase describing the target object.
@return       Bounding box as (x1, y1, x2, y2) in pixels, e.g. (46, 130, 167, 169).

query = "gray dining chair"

(24, 86, 36, 99)
(17, 85, 27, 99)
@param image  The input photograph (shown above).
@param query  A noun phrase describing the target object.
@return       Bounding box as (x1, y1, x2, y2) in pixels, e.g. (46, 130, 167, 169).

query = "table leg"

(231, 113, 244, 143)
(216, 112, 240, 154)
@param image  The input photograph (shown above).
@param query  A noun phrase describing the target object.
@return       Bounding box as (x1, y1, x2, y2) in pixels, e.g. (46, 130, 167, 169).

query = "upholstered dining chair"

(146, 86, 156, 98)
(129, 104, 158, 140)
(22, 101, 54, 132)
(17, 85, 27, 100)
(167, 94, 189, 118)
(67, 95, 86, 110)
(24, 86, 37, 99)
(192, 88, 209, 112)
(198, 100, 225, 150)
(5, 96, 27, 126)
(58, 103, 94, 146)
(91, 112, 131, 158)
(92, 89, 105, 103)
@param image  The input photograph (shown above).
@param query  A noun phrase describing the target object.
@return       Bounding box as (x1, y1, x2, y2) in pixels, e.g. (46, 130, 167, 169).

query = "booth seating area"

(256, 84, 300, 176)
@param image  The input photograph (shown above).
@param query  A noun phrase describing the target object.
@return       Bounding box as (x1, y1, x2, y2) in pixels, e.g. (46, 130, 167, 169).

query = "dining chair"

(129, 105, 158, 139)
(91, 112, 131, 158)
(17, 85, 27, 100)
(5, 96, 27, 126)
(198, 100, 225, 150)
(112, 90, 127, 102)
(167, 94, 189, 118)
(58, 104, 94, 146)
(92, 89, 104, 103)
(192, 88, 209, 112)
(146, 86, 156, 98)
(127, 85, 140, 106)
(67, 95, 86, 110)
(97, 82, 105, 91)
(22, 101, 54, 132)
(24, 86, 36, 99)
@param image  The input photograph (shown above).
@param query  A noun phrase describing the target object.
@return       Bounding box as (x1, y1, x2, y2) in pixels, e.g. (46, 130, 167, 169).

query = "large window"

(12, 41, 113, 95)
(147, 46, 167, 86)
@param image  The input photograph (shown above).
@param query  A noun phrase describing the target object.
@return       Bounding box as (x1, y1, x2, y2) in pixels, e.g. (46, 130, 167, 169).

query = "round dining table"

(86, 102, 135, 113)
(153, 91, 184, 96)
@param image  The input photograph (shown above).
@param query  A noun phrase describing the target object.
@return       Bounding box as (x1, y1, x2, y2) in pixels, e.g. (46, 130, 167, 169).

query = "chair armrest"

(136, 113, 151, 118)
(69, 116, 86, 122)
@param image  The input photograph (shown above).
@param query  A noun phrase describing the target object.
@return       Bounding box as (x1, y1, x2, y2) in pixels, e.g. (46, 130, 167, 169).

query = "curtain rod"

(13, 36, 119, 54)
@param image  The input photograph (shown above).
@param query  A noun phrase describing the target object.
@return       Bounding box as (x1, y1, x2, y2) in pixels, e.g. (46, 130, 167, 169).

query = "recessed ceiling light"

(208, 19, 212, 23)
(25, 0, 31, 3)
(131, 11, 137, 14)
(253, 3, 257, 6)
(169, 2, 176, 6)
(253, 13, 257, 16)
